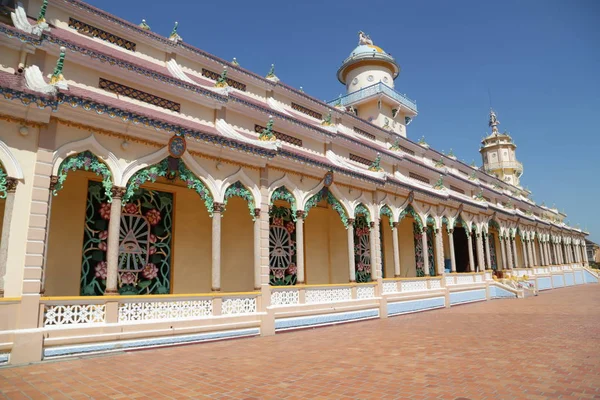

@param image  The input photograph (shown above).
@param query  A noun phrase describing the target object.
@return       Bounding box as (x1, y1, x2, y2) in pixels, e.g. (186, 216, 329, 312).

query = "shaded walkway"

(1, 286, 599, 399)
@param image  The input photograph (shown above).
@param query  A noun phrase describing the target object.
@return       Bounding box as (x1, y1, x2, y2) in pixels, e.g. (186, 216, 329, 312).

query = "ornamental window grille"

(201, 69, 246, 91)
(291, 102, 322, 120)
(99, 78, 181, 112)
(68, 18, 136, 51)
(413, 223, 435, 276)
(269, 205, 297, 286)
(349, 153, 373, 166)
(484, 196, 491, 202)
(397, 145, 415, 155)
(353, 127, 376, 140)
(486, 232, 498, 270)
(254, 124, 302, 146)
(409, 172, 430, 184)
(449, 185, 465, 194)
(354, 215, 372, 283)
(80, 181, 173, 296)
(459, 170, 469, 176)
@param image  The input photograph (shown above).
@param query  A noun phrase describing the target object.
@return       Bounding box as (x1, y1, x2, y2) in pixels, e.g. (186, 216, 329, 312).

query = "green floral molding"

(354, 203, 371, 224)
(259, 116, 276, 141)
(321, 111, 333, 126)
(434, 157, 445, 168)
(304, 188, 349, 227)
(390, 138, 402, 151)
(368, 154, 383, 172)
(0, 165, 8, 199)
(215, 66, 228, 88)
(456, 215, 470, 237)
(54, 151, 113, 200)
(124, 158, 214, 216)
(270, 186, 297, 220)
(380, 205, 394, 227)
(402, 205, 423, 231)
(224, 181, 256, 219)
(426, 215, 436, 228)
(489, 219, 500, 231)
(433, 175, 445, 190)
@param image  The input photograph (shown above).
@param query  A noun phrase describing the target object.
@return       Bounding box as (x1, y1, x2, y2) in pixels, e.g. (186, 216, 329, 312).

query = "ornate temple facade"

(0, 0, 596, 365)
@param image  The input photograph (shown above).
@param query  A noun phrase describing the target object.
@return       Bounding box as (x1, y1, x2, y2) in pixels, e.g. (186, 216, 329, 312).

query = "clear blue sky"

(88, 0, 600, 242)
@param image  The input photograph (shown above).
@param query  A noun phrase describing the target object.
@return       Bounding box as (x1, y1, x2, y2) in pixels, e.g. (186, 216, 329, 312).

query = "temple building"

(0, 0, 596, 366)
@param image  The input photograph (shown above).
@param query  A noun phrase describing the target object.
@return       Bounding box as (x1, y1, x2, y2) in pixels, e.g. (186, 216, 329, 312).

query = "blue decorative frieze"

(449, 289, 486, 305)
(489, 285, 517, 299)
(44, 328, 260, 358)
(537, 277, 552, 290)
(0, 87, 57, 110)
(0, 23, 43, 45)
(387, 297, 445, 316)
(275, 309, 379, 331)
(552, 275, 564, 288)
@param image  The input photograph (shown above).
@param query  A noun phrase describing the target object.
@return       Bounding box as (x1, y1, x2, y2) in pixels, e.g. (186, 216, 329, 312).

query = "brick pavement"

(1, 285, 599, 400)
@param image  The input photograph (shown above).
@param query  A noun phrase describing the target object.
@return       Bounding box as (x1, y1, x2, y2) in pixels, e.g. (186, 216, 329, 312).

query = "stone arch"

(379, 204, 394, 227)
(52, 134, 122, 186)
(354, 202, 371, 224)
(399, 204, 424, 230)
(270, 186, 298, 218)
(0, 139, 24, 180)
(223, 180, 256, 219)
(219, 168, 261, 207)
(268, 174, 301, 209)
(303, 186, 350, 227)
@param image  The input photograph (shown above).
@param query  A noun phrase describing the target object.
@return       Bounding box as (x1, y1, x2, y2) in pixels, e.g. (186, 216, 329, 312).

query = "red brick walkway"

(1, 285, 599, 399)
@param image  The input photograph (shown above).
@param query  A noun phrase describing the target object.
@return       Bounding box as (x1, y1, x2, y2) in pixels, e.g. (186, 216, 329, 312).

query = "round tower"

(480, 109, 524, 186)
(331, 31, 417, 137)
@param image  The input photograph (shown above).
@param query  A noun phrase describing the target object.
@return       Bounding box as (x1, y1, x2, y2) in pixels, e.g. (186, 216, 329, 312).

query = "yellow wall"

(45, 172, 89, 296)
(381, 217, 395, 278)
(398, 217, 416, 277)
(304, 205, 349, 284)
(0, 198, 5, 240)
(221, 197, 255, 292)
(515, 236, 525, 267)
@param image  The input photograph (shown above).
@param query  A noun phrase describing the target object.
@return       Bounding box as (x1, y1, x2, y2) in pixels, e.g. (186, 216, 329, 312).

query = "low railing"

(327, 82, 418, 113)
(40, 292, 261, 327)
(381, 276, 442, 294)
(445, 272, 485, 286)
(484, 160, 523, 172)
(270, 282, 378, 307)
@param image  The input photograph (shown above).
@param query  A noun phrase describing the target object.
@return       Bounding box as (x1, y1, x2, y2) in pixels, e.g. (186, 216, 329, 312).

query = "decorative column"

(295, 210, 305, 284)
(211, 202, 223, 291)
(369, 221, 377, 281)
(0, 178, 18, 297)
(448, 229, 457, 272)
(521, 237, 528, 268)
(105, 187, 125, 294)
(253, 208, 262, 290)
(506, 236, 514, 269)
(347, 219, 356, 282)
(475, 232, 485, 272)
(434, 228, 444, 275)
(484, 232, 491, 271)
(511, 236, 519, 268)
(546, 241, 551, 265)
(526, 238, 534, 268)
(500, 236, 508, 270)
(540, 240, 546, 266)
(467, 233, 475, 272)
(392, 222, 401, 277)
(421, 228, 430, 276)
(532, 237, 538, 267)
(583, 242, 588, 266)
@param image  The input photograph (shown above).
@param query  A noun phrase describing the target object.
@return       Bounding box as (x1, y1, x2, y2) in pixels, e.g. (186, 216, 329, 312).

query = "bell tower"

(328, 32, 417, 137)
(480, 109, 524, 186)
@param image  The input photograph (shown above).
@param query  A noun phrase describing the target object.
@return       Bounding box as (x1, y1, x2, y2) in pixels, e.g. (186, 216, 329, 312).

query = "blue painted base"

(584, 269, 599, 284)
(552, 275, 565, 288)
(44, 328, 260, 359)
(537, 277, 552, 290)
(275, 309, 379, 331)
(387, 296, 445, 316)
(450, 289, 486, 305)
(574, 271, 584, 284)
(489, 285, 516, 299)
(564, 273, 574, 286)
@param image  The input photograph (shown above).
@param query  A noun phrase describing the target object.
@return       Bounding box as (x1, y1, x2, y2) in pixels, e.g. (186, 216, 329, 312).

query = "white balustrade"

(456, 275, 474, 285)
(221, 297, 257, 315)
(270, 289, 300, 306)
(400, 280, 427, 292)
(485, 272, 492, 281)
(429, 279, 442, 289)
(118, 299, 212, 322)
(474, 274, 483, 283)
(305, 288, 352, 304)
(382, 281, 399, 293)
(356, 285, 376, 299)
(445, 276, 455, 285)
(44, 304, 106, 327)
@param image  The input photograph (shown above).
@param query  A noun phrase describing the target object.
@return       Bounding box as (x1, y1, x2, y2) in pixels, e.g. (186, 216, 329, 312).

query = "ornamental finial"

(322, 111, 333, 126)
(265, 64, 279, 82)
(215, 66, 228, 88)
(489, 108, 500, 134)
(139, 19, 151, 31)
(232, 57, 239, 66)
(37, 0, 48, 23)
(358, 30, 373, 46)
(368, 153, 383, 172)
(434, 175, 445, 190)
(50, 47, 66, 84)
(169, 21, 182, 43)
(259, 116, 276, 141)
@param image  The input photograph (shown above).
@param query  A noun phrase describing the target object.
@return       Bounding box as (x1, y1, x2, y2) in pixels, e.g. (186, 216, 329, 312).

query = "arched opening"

(269, 186, 297, 286)
(425, 215, 437, 276)
(486, 219, 502, 271)
(303, 187, 349, 284)
(397, 205, 423, 277)
(45, 151, 115, 296)
(453, 216, 471, 273)
(221, 181, 256, 292)
(441, 217, 451, 273)
(515, 229, 526, 268)
(354, 203, 372, 282)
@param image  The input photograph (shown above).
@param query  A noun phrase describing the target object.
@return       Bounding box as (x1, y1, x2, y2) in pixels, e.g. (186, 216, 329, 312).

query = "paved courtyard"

(1, 286, 599, 400)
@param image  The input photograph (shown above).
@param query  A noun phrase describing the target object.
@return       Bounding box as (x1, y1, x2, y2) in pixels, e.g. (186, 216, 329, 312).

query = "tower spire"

(488, 108, 500, 134)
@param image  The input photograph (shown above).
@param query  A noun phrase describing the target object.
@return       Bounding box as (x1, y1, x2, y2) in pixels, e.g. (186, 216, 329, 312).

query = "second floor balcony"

(328, 82, 418, 115)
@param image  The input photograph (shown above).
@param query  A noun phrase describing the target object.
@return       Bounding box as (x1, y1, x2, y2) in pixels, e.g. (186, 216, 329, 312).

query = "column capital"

(369, 221, 375, 229)
(110, 186, 126, 199)
(5, 177, 18, 193)
(392, 222, 398, 229)
(213, 202, 224, 213)
(347, 218, 355, 225)
(49, 175, 59, 191)
(296, 210, 305, 219)
(253, 208, 261, 218)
